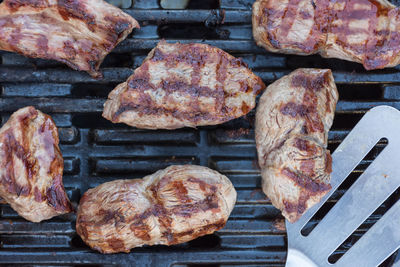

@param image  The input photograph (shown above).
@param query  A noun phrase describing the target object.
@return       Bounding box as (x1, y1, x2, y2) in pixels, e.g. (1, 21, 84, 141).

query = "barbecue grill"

(1, 0, 400, 266)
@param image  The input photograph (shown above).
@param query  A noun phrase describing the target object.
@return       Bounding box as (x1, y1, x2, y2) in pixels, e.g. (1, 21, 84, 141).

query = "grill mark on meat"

(1, 132, 32, 196)
(280, 102, 308, 117)
(241, 102, 250, 114)
(149, 177, 174, 243)
(63, 41, 76, 59)
(34, 187, 44, 202)
(107, 237, 125, 252)
(160, 80, 223, 99)
(216, 53, 230, 115)
(299, 10, 312, 19)
(263, 7, 282, 49)
(169, 177, 220, 218)
(43, 116, 71, 213)
(130, 220, 152, 241)
(103, 15, 132, 37)
(129, 202, 153, 241)
(187, 177, 209, 192)
(99, 209, 125, 226)
(171, 181, 191, 203)
(133, 175, 222, 244)
(283, 195, 307, 215)
(77, 222, 89, 239)
(281, 168, 331, 193)
(302, 90, 324, 133)
(20, 109, 38, 181)
(46, 174, 72, 212)
(325, 151, 332, 173)
(9, 28, 22, 50)
(294, 138, 317, 153)
(291, 72, 329, 91)
(279, 0, 302, 39)
(326, 88, 331, 113)
(57, 0, 96, 31)
(300, 159, 316, 178)
(36, 35, 49, 56)
(172, 194, 220, 218)
(151, 45, 209, 69)
(5, 0, 48, 11)
(279, 73, 327, 133)
(168, 218, 226, 245)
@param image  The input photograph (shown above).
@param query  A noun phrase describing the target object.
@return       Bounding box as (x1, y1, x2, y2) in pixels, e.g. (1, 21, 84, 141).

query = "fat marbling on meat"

(0, 0, 139, 78)
(103, 41, 266, 129)
(255, 69, 338, 223)
(253, 0, 400, 70)
(0, 106, 72, 222)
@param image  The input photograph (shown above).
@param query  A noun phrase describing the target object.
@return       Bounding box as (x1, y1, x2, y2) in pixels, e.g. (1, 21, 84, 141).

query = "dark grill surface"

(1, 0, 400, 266)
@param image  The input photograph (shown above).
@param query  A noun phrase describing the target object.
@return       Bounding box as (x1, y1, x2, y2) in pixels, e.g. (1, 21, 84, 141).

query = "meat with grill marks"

(0, 107, 72, 222)
(255, 69, 338, 223)
(0, 0, 139, 78)
(253, 0, 400, 70)
(76, 165, 237, 254)
(102, 41, 266, 129)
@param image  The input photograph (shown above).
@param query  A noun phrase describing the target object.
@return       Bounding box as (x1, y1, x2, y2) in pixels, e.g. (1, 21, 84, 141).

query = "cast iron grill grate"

(0, 0, 400, 266)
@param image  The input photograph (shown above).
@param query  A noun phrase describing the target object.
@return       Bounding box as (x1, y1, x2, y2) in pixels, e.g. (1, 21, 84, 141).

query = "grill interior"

(1, 0, 400, 266)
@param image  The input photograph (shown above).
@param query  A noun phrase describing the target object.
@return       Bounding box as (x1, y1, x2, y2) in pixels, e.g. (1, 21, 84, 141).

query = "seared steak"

(255, 69, 338, 223)
(253, 0, 400, 70)
(0, 0, 139, 78)
(76, 165, 236, 253)
(103, 41, 266, 129)
(0, 107, 72, 222)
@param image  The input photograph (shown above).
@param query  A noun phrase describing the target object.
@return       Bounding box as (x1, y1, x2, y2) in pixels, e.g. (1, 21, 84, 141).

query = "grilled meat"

(76, 165, 237, 254)
(253, 0, 400, 70)
(255, 69, 338, 223)
(0, 107, 72, 222)
(0, 0, 139, 78)
(103, 41, 266, 129)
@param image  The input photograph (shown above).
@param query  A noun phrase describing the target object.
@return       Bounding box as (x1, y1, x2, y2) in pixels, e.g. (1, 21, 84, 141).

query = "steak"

(253, 0, 400, 70)
(0, 106, 72, 222)
(255, 68, 338, 223)
(0, 0, 139, 78)
(76, 165, 237, 253)
(103, 41, 266, 129)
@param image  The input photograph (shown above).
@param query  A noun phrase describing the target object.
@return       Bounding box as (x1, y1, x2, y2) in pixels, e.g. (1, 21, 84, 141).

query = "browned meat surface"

(255, 69, 338, 223)
(253, 0, 400, 70)
(0, 107, 72, 222)
(103, 41, 266, 129)
(76, 165, 237, 253)
(0, 0, 139, 78)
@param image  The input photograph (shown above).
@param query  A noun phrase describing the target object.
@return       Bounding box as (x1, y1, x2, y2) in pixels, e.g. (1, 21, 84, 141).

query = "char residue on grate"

(0, 0, 400, 266)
